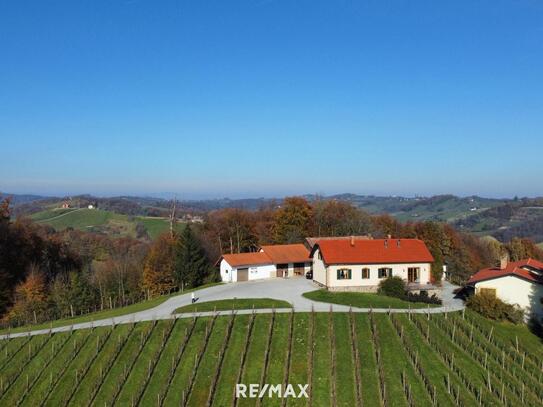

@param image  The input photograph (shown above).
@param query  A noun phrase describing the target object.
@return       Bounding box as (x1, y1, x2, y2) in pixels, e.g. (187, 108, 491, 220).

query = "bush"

(378, 276, 406, 298)
(466, 292, 524, 324)
(405, 291, 442, 305)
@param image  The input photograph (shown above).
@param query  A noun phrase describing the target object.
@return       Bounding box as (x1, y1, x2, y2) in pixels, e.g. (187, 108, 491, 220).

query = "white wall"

(220, 259, 276, 282)
(475, 276, 543, 319)
(312, 249, 327, 286)
(247, 264, 276, 281)
(327, 263, 431, 288)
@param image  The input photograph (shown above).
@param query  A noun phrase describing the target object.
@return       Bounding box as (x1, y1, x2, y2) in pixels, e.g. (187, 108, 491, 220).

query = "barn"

(219, 244, 311, 282)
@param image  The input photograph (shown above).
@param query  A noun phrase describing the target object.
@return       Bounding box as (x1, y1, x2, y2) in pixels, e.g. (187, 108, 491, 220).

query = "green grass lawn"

(0, 283, 223, 335)
(0, 311, 541, 406)
(303, 289, 438, 309)
(173, 298, 292, 313)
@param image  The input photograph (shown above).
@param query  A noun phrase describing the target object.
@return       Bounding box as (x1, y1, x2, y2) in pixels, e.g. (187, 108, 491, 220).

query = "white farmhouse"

(219, 244, 311, 282)
(467, 258, 543, 321)
(310, 237, 435, 292)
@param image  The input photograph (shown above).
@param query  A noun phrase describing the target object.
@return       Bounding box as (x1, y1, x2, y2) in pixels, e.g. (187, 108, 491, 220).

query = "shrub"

(466, 292, 524, 324)
(405, 291, 442, 305)
(378, 276, 406, 298)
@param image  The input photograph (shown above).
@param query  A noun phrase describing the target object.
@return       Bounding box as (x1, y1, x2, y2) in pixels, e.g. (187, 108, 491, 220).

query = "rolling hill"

(0, 310, 540, 406)
(30, 207, 184, 240)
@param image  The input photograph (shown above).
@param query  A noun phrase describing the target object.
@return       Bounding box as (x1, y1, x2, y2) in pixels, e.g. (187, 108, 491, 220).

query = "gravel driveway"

(1, 278, 464, 338)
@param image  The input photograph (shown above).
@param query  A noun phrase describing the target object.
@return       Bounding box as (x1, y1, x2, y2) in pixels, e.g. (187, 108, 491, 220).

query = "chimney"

(384, 239, 388, 248)
(350, 236, 355, 247)
(387, 234, 392, 239)
(500, 253, 509, 270)
(397, 239, 401, 248)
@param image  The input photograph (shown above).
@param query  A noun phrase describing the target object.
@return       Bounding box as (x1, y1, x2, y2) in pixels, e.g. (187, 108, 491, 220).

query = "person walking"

(191, 292, 195, 304)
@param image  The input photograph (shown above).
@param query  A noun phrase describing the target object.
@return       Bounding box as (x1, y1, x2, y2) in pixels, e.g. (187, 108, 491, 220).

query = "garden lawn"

(303, 289, 438, 309)
(173, 298, 292, 313)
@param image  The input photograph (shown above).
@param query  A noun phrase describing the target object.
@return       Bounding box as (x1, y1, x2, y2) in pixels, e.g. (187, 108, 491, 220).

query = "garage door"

(237, 268, 249, 282)
(276, 264, 288, 278)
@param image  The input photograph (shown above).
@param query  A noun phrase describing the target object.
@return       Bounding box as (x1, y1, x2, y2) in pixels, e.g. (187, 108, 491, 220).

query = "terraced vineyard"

(0, 310, 541, 406)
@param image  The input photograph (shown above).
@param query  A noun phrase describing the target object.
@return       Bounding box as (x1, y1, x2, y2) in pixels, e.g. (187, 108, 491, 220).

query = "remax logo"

(235, 384, 309, 399)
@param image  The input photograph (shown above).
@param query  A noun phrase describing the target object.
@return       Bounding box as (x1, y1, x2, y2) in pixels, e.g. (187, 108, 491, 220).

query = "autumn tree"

(142, 233, 177, 298)
(273, 197, 314, 243)
(5, 264, 49, 325)
(205, 208, 258, 255)
(313, 200, 371, 237)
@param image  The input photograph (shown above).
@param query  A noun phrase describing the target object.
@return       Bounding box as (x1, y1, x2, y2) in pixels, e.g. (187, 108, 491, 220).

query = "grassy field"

(173, 298, 292, 313)
(30, 208, 184, 239)
(303, 289, 438, 309)
(0, 283, 223, 335)
(0, 309, 540, 406)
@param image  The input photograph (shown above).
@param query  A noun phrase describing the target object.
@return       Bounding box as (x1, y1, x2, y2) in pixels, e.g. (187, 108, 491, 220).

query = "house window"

(479, 287, 496, 297)
(378, 268, 392, 279)
(362, 268, 370, 279)
(337, 269, 352, 280)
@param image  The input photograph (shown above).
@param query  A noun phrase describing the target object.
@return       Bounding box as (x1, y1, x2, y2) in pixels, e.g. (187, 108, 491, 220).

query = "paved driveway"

(1, 278, 464, 338)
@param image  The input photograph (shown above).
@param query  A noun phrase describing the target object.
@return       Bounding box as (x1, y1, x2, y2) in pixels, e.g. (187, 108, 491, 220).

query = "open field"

(0, 309, 540, 406)
(173, 298, 292, 313)
(30, 208, 184, 239)
(303, 289, 439, 309)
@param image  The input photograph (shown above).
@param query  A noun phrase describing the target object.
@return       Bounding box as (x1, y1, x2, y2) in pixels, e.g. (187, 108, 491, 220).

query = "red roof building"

(219, 244, 311, 282)
(313, 238, 434, 265)
(468, 258, 543, 285)
(311, 238, 435, 292)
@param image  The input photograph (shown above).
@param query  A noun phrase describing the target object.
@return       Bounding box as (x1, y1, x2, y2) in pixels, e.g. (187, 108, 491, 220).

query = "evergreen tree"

(175, 225, 213, 290)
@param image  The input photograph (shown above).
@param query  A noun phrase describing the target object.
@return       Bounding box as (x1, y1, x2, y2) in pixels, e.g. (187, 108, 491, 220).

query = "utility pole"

(169, 197, 177, 238)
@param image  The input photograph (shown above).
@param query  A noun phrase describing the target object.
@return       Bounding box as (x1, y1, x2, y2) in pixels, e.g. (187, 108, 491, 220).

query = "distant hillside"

(9, 192, 543, 243)
(322, 194, 508, 222)
(30, 207, 184, 240)
(0, 192, 49, 205)
(454, 198, 543, 243)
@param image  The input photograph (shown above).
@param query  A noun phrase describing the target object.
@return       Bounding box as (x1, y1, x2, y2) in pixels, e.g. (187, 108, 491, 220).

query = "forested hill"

(454, 198, 543, 243)
(5, 192, 543, 243)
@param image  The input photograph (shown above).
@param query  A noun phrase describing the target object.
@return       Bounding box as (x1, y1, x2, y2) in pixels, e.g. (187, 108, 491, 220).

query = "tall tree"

(273, 197, 314, 243)
(175, 225, 214, 290)
(5, 264, 49, 325)
(142, 233, 177, 298)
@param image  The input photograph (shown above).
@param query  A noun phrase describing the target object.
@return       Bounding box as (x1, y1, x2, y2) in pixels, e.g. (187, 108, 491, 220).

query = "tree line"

(1, 196, 542, 327)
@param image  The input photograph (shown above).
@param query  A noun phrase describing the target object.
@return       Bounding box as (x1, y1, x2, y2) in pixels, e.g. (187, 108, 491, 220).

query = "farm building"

(310, 237, 435, 292)
(219, 244, 311, 282)
(467, 258, 543, 321)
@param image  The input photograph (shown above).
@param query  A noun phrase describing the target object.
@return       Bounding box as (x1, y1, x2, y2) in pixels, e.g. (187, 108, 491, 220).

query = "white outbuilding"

(218, 244, 311, 282)
(468, 258, 543, 321)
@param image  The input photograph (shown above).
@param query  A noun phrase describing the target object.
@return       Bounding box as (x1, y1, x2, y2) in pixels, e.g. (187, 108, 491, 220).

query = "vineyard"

(0, 310, 541, 406)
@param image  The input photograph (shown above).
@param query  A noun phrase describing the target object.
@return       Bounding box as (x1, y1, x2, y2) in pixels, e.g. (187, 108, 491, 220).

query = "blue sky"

(1, 1, 542, 199)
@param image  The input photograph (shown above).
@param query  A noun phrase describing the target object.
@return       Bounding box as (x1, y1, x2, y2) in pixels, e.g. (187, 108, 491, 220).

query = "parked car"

(305, 271, 313, 280)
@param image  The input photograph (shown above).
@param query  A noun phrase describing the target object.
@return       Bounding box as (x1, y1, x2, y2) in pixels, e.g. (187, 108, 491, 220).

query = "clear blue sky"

(1, 1, 542, 199)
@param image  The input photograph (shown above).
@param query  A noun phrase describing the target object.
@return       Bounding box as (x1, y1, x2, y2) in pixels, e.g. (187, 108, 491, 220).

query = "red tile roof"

(468, 258, 543, 285)
(260, 244, 310, 264)
(314, 238, 434, 265)
(305, 236, 372, 250)
(220, 244, 311, 267)
(221, 252, 272, 267)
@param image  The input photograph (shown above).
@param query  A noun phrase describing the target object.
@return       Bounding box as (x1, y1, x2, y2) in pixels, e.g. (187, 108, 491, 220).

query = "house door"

(237, 268, 249, 282)
(408, 267, 419, 283)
